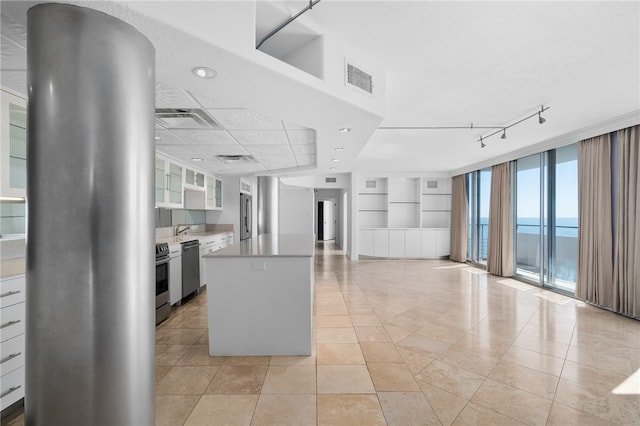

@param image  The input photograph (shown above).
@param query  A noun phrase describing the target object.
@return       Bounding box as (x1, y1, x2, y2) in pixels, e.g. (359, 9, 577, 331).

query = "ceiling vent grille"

(155, 108, 222, 130)
(325, 177, 337, 183)
(216, 155, 257, 164)
(346, 62, 373, 94)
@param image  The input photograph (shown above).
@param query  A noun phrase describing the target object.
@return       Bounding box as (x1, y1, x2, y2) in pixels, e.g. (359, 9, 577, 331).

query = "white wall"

(279, 184, 314, 235)
(281, 173, 350, 189)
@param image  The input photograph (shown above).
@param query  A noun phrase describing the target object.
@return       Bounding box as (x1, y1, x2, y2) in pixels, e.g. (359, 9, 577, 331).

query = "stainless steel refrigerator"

(240, 193, 252, 240)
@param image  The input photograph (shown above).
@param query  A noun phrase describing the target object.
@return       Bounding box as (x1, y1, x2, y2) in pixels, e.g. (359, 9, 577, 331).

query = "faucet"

(175, 225, 190, 236)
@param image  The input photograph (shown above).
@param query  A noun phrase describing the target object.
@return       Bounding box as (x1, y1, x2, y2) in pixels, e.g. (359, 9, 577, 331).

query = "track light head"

(538, 112, 546, 124)
(501, 129, 507, 139)
(480, 137, 486, 148)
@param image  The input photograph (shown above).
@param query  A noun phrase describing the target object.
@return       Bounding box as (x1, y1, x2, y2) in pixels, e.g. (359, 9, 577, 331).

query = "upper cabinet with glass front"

(1, 89, 27, 198)
(155, 154, 184, 208)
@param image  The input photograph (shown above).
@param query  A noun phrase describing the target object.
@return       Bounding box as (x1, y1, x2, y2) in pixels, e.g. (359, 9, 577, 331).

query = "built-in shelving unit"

(357, 175, 452, 259)
(357, 178, 388, 228)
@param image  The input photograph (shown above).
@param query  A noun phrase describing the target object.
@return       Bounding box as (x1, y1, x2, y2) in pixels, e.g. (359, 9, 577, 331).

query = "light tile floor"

(5, 241, 640, 425)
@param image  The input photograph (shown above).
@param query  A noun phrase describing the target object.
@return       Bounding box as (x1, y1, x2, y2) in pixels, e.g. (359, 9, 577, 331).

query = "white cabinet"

(155, 155, 184, 208)
(372, 229, 389, 257)
(388, 230, 405, 257)
(436, 230, 450, 257)
(358, 230, 374, 256)
(0, 274, 25, 411)
(206, 176, 215, 209)
(185, 168, 205, 190)
(405, 230, 422, 257)
(169, 243, 182, 305)
(1, 90, 27, 198)
(421, 230, 437, 258)
(214, 178, 223, 210)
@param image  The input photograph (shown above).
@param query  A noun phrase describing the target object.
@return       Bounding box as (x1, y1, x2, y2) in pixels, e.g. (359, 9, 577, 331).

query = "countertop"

(204, 234, 314, 258)
(0, 257, 25, 279)
(156, 230, 232, 245)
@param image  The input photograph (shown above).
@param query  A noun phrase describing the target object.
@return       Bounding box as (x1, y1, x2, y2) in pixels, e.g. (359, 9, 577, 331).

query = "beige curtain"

(487, 162, 512, 276)
(576, 134, 613, 308)
(613, 125, 640, 318)
(450, 174, 467, 262)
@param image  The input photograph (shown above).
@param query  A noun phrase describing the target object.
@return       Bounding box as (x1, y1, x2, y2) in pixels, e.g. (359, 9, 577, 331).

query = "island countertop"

(204, 233, 314, 258)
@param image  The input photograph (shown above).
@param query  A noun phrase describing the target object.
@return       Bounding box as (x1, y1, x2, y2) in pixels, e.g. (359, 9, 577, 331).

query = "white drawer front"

(0, 366, 24, 411)
(0, 276, 25, 308)
(0, 334, 25, 376)
(0, 303, 25, 343)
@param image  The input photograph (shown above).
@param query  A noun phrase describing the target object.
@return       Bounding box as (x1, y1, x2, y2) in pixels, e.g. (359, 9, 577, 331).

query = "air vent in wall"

(427, 180, 438, 189)
(346, 62, 373, 94)
(325, 177, 337, 183)
(365, 180, 377, 188)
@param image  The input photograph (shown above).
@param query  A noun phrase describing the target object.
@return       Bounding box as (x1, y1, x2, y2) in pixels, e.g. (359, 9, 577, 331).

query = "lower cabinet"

(359, 228, 450, 259)
(0, 275, 25, 412)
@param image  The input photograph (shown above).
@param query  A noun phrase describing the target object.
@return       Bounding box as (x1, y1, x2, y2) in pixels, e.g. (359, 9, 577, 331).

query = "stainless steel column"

(26, 4, 155, 425)
(257, 176, 280, 235)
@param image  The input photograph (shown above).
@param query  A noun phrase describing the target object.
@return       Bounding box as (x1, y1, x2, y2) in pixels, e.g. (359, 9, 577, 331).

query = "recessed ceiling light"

(192, 66, 217, 79)
(338, 128, 351, 133)
(191, 158, 204, 162)
(154, 136, 160, 140)
(334, 147, 345, 151)
(331, 158, 340, 162)
(329, 167, 337, 171)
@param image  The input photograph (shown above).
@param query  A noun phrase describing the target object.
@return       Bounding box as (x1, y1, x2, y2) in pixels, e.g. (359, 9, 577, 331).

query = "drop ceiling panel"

(169, 129, 237, 145)
(1, 35, 26, 69)
(283, 121, 309, 130)
(155, 129, 188, 145)
(155, 144, 205, 156)
(188, 90, 240, 109)
(1, 13, 27, 47)
(259, 155, 297, 168)
(244, 145, 294, 156)
(196, 144, 250, 156)
(286, 129, 316, 145)
(229, 130, 289, 145)
(208, 108, 284, 130)
(155, 82, 200, 108)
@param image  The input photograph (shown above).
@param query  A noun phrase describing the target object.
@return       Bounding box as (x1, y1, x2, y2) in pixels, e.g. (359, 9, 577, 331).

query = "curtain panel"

(450, 174, 467, 262)
(487, 162, 512, 276)
(613, 125, 640, 318)
(576, 134, 613, 308)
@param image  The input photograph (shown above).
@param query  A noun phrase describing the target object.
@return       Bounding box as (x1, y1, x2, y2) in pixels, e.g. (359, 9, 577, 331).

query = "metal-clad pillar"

(257, 176, 279, 235)
(26, 4, 155, 425)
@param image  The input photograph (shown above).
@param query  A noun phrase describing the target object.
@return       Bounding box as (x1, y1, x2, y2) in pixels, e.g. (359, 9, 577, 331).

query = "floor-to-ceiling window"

(513, 144, 578, 293)
(466, 168, 492, 264)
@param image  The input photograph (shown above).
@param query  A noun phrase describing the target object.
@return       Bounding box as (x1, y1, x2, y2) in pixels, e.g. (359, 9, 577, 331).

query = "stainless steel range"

(155, 243, 171, 324)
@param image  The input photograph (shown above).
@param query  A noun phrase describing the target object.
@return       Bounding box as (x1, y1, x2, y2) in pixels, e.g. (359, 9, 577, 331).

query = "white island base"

(204, 234, 314, 356)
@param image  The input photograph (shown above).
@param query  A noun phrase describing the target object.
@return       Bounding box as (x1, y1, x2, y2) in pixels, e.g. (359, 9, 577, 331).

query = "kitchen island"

(203, 234, 314, 356)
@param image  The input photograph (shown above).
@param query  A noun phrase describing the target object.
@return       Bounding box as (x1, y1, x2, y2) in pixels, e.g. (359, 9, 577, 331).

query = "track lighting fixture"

(377, 105, 549, 148)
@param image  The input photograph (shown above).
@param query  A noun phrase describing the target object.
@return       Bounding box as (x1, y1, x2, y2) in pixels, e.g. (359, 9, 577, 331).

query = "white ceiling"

(284, 0, 640, 173)
(2, 1, 639, 177)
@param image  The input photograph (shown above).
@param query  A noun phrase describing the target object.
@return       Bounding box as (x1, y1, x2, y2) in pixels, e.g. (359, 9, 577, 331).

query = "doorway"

(317, 200, 335, 241)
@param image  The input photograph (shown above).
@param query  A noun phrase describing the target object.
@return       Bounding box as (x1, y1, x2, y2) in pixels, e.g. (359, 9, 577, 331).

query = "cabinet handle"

(0, 290, 20, 298)
(0, 385, 21, 398)
(0, 320, 21, 330)
(0, 352, 22, 364)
